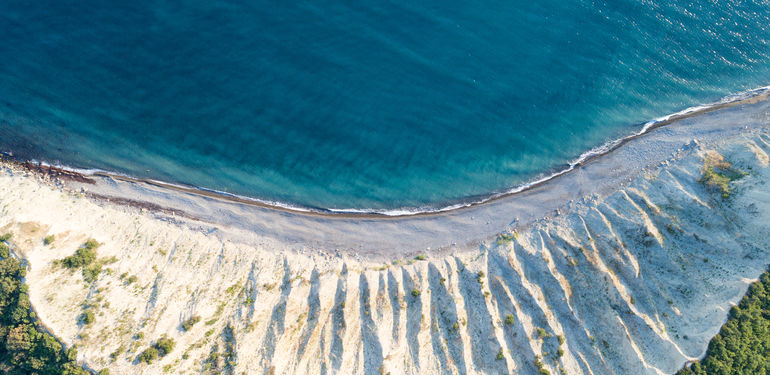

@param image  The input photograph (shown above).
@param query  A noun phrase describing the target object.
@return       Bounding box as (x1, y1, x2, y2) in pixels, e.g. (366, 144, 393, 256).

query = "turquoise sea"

(1, 1, 769, 213)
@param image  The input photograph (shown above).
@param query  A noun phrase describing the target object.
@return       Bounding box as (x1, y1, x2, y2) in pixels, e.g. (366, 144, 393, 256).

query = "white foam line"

(11, 85, 770, 217)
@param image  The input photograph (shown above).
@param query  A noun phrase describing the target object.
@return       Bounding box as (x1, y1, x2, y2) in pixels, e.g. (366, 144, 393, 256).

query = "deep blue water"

(1, 1, 769, 212)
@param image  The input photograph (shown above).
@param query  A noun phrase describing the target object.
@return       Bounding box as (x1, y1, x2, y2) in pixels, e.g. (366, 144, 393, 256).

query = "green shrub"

(496, 348, 504, 360)
(81, 310, 95, 325)
(44, 235, 55, 245)
(61, 247, 97, 269)
(411, 289, 421, 297)
(0, 243, 9, 258)
(83, 239, 100, 250)
(59, 240, 108, 283)
(415, 254, 426, 261)
(82, 263, 103, 283)
(155, 336, 175, 356)
(698, 156, 746, 199)
(138, 347, 159, 364)
(504, 314, 515, 325)
(181, 316, 201, 331)
(0, 233, 11, 242)
(534, 355, 550, 375)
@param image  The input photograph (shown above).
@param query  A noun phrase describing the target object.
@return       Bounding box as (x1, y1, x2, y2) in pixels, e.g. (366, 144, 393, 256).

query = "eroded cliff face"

(1, 131, 770, 375)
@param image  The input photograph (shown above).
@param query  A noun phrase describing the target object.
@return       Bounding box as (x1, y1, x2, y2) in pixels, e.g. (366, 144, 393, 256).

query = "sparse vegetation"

(415, 254, 426, 261)
(496, 348, 504, 360)
(58, 239, 114, 283)
(504, 314, 515, 325)
(496, 233, 513, 245)
(181, 315, 201, 331)
(155, 336, 175, 356)
(0, 236, 90, 373)
(43, 235, 55, 245)
(82, 263, 103, 284)
(110, 344, 126, 361)
(138, 347, 159, 364)
(535, 355, 551, 375)
(698, 153, 746, 199)
(537, 327, 551, 339)
(411, 289, 421, 297)
(81, 309, 95, 325)
(677, 266, 770, 375)
(138, 335, 175, 364)
(61, 240, 99, 268)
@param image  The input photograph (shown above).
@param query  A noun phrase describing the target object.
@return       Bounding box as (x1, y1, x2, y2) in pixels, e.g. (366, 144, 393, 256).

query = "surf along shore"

(6, 87, 770, 259)
(0, 89, 769, 374)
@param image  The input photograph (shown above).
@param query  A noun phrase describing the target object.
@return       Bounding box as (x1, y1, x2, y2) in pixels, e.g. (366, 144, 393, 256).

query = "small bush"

(44, 235, 55, 245)
(504, 314, 515, 325)
(698, 155, 746, 199)
(155, 336, 175, 356)
(496, 348, 504, 360)
(81, 310, 95, 325)
(535, 355, 551, 375)
(110, 345, 126, 360)
(0, 233, 11, 242)
(62, 247, 97, 269)
(537, 327, 550, 339)
(82, 263, 103, 283)
(415, 254, 426, 261)
(181, 316, 201, 331)
(84, 239, 100, 250)
(411, 289, 421, 297)
(0, 243, 9, 258)
(138, 347, 159, 364)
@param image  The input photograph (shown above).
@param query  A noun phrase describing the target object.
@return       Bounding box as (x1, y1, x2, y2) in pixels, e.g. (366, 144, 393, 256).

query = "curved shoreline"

(7, 85, 770, 219)
(5, 102, 770, 375)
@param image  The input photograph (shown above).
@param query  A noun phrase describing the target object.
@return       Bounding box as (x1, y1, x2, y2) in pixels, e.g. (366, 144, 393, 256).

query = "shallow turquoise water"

(1, 0, 769, 212)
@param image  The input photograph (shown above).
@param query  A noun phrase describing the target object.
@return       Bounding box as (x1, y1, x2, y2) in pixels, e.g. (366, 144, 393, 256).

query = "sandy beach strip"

(19, 87, 769, 259)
